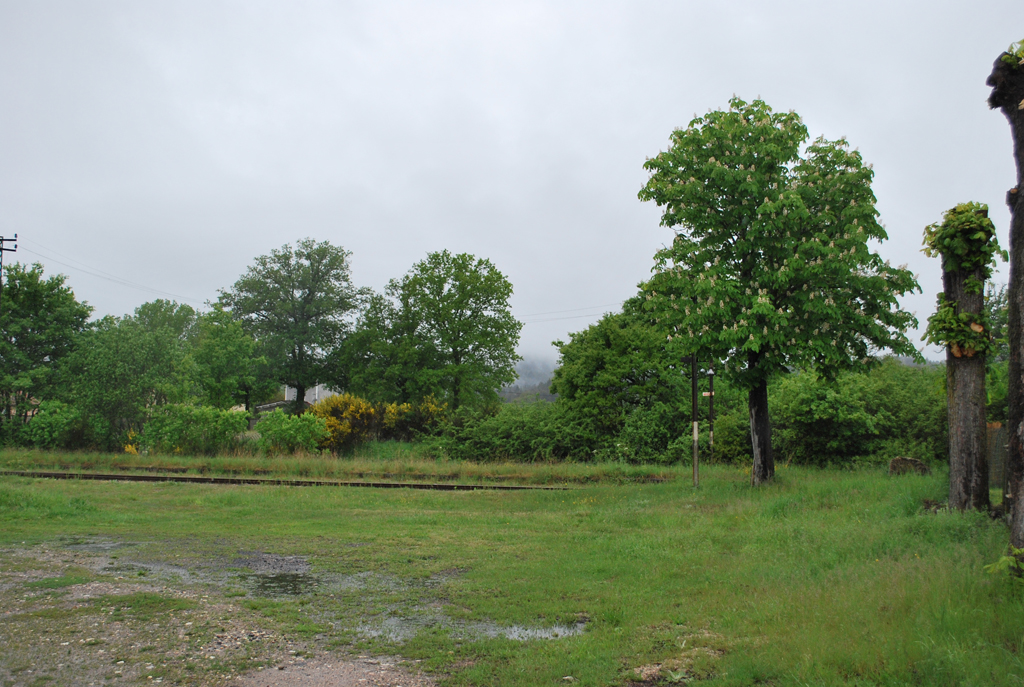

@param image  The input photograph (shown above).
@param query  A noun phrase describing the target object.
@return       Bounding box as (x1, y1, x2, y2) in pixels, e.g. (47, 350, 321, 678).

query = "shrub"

(140, 404, 249, 456)
(21, 401, 103, 450)
(309, 394, 377, 453)
(309, 393, 448, 453)
(617, 402, 686, 463)
(768, 359, 946, 466)
(255, 409, 327, 455)
(432, 401, 595, 462)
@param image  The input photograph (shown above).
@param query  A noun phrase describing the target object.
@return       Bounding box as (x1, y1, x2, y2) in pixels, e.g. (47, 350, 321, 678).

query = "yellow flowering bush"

(310, 393, 448, 453)
(310, 394, 377, 453)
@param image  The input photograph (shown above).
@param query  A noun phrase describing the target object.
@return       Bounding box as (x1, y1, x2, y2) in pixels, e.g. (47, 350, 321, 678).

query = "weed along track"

(0, 470, 570, 491)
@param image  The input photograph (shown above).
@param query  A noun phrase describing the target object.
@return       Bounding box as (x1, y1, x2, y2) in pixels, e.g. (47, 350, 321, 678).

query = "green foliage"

(140, 404, 249, 456)
(922, 202, 1005, 278)
(550, 305, 689, 449)
(617, 402, 686, 463)
(923, 203, 1005, 355)
(1000, 38, 1024, 68)
(133, 299, 198, 342)
(220, 238, 365, 411)
(56, 315, 195, 449)
(986, 283, 1009, 363)
(638, 97, 920, 392)
(987, 359, 1009, 423)
(432, 401, 592, 462)
(699, 358, 947, 466)
(924, 294, 996, 357)
(340, 250, 521, 411)
(255, 409, 327, 455)
(770, 359, 946, 465)
(22, 401, 87, 449)
(0, 262, 92, 432)
(984, 544, 1024, 583)
(192, 305, 278, 410)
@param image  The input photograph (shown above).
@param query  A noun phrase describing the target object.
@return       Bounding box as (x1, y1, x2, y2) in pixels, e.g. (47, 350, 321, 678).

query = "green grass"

(1, 462, 1021, 686)
(25, 572, 93, 589)
(0, 444, 687, 485)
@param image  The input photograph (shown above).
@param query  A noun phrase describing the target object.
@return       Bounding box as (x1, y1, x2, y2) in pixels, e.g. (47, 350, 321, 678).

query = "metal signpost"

(686, 358, 717, 488)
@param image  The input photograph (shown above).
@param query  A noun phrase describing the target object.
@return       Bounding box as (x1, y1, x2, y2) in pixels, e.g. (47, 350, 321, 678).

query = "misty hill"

(500, 357, 557, 403)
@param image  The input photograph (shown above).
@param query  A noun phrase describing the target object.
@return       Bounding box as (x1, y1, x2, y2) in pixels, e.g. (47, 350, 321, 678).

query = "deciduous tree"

(0, 263, 91, 435)
(988, 38, 1024, 548)
(193, 305, 278, 411)
(341, 251, 521, 411)
(638, 97, 920, 484)
(220, 239, 364, 413)
(922, 203, 1004, 510)
(550, 301, 689, 448)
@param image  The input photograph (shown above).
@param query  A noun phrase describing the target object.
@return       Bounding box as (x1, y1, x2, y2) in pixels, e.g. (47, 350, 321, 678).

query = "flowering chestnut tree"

(638, 98, 920, 484)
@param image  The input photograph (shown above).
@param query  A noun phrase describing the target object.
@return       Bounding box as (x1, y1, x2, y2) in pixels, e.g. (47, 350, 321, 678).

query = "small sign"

(702, 392, 714, 397)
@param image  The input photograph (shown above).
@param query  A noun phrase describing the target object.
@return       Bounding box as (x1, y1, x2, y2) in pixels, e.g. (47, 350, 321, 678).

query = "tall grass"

(0, 444, 691, 485)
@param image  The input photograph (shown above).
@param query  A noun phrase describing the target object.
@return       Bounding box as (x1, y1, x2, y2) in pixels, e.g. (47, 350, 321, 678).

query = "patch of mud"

(230, 654, 434, 687)
(59, 536, 131, 553)
(243, 572, 320, 597)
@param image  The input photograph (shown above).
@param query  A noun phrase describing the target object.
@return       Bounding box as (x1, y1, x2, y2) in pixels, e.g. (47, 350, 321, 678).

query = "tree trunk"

(293, 384, 306, 414)
(748, 353, 773, 485)
(945, 264, 989, 511)
(989, 54, 1024, 544)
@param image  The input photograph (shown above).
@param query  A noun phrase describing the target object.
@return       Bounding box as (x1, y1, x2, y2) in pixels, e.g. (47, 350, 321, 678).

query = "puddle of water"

(479, 622, 587, 641)
(242, 572, 320, 597)
(232, 552, 310, 574)
(355, 611, 587, 644)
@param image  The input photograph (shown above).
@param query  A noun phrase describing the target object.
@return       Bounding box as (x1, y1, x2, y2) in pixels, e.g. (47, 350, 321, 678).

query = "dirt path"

(232, 655, 434, 687)
(0, 541, 436, 687)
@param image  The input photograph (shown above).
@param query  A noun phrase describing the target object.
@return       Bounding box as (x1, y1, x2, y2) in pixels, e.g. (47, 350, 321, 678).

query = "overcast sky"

(2, 1, 1022, 366)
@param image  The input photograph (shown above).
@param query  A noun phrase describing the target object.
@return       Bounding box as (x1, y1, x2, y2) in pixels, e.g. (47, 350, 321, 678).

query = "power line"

(18, 241, 206, 306)
(520, 301, 624, 317)
(522, 311, 617, 324)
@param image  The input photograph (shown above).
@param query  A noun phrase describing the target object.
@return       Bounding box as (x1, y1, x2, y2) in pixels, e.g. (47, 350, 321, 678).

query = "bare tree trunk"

(293, 384, 306, 414)
(989, 54, 1024, 544)
(748, 353, 773, 485)
(945, 264, 989, 511)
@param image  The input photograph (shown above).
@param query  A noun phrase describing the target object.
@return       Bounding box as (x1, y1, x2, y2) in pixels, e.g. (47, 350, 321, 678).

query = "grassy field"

(1, 456, 1021, 686)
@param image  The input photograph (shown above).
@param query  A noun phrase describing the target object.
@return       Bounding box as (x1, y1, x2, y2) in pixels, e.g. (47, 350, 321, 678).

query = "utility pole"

(0, 234, 17, 311)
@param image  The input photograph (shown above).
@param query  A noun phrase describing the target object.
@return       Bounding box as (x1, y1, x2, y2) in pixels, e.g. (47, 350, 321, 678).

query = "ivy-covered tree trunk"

(944, 264, 989, 511)
(989, 51, 1024, 545)
(748, 352, 773, 485)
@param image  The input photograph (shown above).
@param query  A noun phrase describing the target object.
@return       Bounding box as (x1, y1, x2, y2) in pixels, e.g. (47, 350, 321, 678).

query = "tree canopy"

(551, 301, 687, 442)
(192, 305, 278, 411)
(342, 250, 521, 410)
(219, 238, 364, 411)
(638, 97, 920, 483)
(0, 262, 92, 429)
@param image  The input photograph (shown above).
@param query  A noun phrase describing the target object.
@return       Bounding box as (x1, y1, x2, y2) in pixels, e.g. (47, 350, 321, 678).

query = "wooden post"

(708, 366, 715, 463)
(692, 355, 699, 488)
